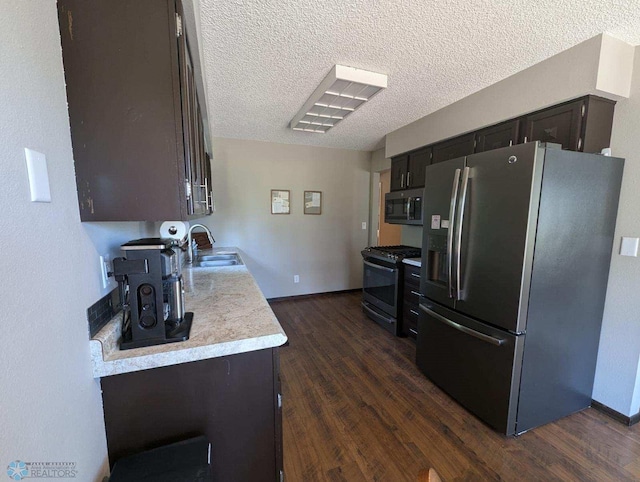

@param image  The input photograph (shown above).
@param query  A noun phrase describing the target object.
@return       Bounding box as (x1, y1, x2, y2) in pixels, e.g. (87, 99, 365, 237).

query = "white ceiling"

(199, 0, 640, 152)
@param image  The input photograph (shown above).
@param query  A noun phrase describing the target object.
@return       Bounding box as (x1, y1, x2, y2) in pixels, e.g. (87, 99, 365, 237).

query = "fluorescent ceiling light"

(290, 65, 387, 134)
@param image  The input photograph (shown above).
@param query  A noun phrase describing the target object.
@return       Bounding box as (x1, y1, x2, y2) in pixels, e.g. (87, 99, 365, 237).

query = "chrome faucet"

(186, 223, 215, 263)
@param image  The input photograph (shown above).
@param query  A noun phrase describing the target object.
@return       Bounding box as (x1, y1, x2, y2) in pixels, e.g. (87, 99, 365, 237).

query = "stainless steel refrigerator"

(416, 141, 624, 435)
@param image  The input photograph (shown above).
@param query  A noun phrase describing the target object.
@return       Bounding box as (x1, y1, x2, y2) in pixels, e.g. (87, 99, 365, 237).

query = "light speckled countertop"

(90, 247, 287, 378)
(402, 257, 422, 267)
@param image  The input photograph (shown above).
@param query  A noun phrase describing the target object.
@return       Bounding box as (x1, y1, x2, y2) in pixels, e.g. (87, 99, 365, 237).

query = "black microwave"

(384, 188, 424, 225)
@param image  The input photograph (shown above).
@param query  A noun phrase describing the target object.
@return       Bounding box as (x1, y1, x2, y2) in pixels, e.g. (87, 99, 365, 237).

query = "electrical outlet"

(294, 275, 299, 283)
(99, 254, 111, 289)
(362, 222, 367, 230)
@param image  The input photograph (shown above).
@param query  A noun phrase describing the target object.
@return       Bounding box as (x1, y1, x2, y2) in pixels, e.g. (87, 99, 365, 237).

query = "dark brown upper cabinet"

(390, 147, 431, 191)
(407, 147, 431, 189)
(432, 133, 476, 164)
(521, 96, 614, 153)
(392, 95, 615, 177)
(390, 154, 408, 191)
(57, 0, 212, 221)
(475, 119, 520, 153)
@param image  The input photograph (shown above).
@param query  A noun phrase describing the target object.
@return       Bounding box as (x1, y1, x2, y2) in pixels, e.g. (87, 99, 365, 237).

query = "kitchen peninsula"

(90, 249, 286, 482)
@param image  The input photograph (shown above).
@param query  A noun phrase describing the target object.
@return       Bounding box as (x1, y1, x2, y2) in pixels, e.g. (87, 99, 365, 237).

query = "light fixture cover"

(290, 65, 387, 134)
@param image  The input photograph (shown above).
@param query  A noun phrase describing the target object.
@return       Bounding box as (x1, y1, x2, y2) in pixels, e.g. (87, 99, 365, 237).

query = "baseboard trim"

(591, 400, 640, 426)
(267, 288, 361, 303)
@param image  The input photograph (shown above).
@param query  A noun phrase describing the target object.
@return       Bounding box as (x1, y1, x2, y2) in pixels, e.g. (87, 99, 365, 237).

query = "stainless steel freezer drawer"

(416, 300, 525, 435)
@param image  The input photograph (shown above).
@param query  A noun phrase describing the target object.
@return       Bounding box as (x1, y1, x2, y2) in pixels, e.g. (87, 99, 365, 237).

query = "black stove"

(361, 245, 422, 336)
(361, 245, 422, 263)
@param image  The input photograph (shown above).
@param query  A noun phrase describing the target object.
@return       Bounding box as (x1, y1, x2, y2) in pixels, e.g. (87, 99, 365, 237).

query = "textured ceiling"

(199, 0, 640, 152)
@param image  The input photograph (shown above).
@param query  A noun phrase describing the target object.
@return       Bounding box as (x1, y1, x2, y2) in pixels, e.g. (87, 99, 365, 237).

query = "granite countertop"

(90, 247, 287, 378)
(403, 257, 422, 267)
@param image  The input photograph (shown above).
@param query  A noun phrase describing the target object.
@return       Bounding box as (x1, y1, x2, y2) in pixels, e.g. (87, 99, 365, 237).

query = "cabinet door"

(390, 155, 408, 191)
(101, 349, 280, 481)
(402, 264, 421, 338)
(193, 99, 209, 216)
(432, 134, 475, 164)
(522, 99, 583, 150)
(177, 1, 211, 218)
(58, 0, 186, 221)
(407, 147, 431, 189)
(177, 5, 197, 216)
(475, 120, 520, 153)
(582, 96, 615, 153)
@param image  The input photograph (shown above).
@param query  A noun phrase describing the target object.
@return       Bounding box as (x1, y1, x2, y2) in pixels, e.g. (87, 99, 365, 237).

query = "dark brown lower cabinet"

(402, 264, 421, 339)
(101, 348, 283, 482)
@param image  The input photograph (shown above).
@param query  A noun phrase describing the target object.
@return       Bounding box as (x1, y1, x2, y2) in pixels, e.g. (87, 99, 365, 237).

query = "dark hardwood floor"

(270, 291, 640, 482)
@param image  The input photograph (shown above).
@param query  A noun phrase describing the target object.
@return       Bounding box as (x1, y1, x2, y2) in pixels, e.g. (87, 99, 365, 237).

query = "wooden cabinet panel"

(402, 264, 421, 339)
(522, 99, 583, 150)
(432, 134, 476, 164)
(390, 155, 408, 191)
(101, 348, 282, 482)
(407, 147, 431, 189)
(57, 0, 211, 221)
(475, 120, 520, 153)
(403, 301, 419, 339)
(395, 95, 614, 172)
(582, 96, 616, 153)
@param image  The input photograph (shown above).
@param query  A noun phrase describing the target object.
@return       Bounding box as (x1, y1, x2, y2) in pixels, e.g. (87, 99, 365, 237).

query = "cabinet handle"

(411, 273, 421, 278)
(407, 172, 411, 187)
(186, 180, 194, 214)
(196, 179, 213, 213)
(409, 328, 418, 335)
(523, 136, 528, 143)
(401, 173, 405, 188)
(410, 290, 422, 297)
(410, 310, 419, 316)
(577, 137, 583, 150)
(203, 178, 211, 212)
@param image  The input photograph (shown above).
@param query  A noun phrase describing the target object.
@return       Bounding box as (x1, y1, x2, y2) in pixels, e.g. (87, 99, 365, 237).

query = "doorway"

(378, 170, 401, 246)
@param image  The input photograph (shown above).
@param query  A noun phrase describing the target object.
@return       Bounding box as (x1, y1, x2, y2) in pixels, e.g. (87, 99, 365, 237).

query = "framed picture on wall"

(271, 189, 290, 214)
(304, 190, 322, 215)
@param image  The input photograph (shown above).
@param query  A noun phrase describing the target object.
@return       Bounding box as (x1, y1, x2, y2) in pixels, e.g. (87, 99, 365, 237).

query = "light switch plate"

(24, 148, 51, 202)
(620, 237, 639, 257)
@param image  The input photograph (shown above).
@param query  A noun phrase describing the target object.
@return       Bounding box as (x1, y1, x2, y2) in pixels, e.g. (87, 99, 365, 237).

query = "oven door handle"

(363, 260, 396, 273)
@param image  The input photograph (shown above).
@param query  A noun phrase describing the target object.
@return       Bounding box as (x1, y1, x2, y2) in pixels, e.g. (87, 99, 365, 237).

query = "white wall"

(206, 138, 371, 299)
(385, 33, 639, 417)
(592, 46, 640, 417)
(0, 3, 153, 479)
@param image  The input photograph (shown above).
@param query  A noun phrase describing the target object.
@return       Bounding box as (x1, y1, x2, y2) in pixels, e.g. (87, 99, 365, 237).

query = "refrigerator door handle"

(447, 168, 462, 298)
(455, 166, 471, 300)
(420, 304, 504, 346)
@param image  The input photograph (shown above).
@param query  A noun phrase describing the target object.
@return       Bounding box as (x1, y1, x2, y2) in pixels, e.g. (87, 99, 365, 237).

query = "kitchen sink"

(195, 253, 243, 267)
